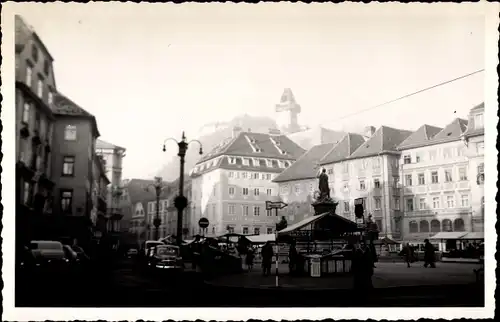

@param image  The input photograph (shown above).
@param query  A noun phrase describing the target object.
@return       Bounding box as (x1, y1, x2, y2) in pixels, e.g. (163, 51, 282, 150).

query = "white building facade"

(189, 131, 305, 238)
(397, 115, 485, 244)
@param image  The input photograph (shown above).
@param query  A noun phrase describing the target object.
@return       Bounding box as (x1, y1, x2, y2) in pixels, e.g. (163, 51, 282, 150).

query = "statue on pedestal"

(317, 168, 331, 202)
(312, 168, 337, 215)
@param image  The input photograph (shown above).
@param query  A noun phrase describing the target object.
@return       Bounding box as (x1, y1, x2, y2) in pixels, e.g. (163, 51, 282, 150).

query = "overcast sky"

(11, 3, 485, 179)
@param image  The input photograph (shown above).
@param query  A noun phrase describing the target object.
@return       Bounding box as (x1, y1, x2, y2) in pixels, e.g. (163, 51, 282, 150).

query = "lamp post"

(163, 132, 203, 246)
(144, 176, 168, 241)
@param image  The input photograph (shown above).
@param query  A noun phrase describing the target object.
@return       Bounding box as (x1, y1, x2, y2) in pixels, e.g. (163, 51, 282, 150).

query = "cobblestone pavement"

(209, 261, 481, 289)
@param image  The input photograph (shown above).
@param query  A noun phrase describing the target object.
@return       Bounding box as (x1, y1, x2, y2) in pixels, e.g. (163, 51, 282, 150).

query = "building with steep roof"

(124, 178, 172, 243)
(319, 127, 413, 240)
(397, 116, 481, 245)
(462, 103, 485, 233)
(271, 143, 336, 225)
(188, 131, 305, 237)
(95, 139, 127, 235)
(15, 15, 59, 246)
(48, 92, 105, 245)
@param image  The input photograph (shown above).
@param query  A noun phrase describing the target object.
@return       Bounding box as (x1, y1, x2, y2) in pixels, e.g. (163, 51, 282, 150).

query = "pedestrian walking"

(288, 241, 298, 275)
(402, 243, 413, 268)
(423, 239, 436, 268)
(352, 242, 374, 291)
(261, 241, 274, 276)
(245, 246, 255, 272)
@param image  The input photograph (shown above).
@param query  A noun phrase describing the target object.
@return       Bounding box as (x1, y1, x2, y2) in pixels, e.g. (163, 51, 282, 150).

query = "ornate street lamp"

(144, 176, 168, 241)
(163, 132, 203, 246)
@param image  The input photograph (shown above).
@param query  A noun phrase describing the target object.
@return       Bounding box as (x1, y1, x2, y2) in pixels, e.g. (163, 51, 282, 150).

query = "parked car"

(148, 245, 184, 273)
(29, 240, 70, 274)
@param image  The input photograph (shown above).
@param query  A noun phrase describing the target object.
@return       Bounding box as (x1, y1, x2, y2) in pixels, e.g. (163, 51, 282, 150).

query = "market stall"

(277, 212, 362, 276)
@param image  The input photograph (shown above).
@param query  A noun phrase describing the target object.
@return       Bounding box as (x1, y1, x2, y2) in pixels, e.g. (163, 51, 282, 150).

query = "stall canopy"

(216, 233, 251, 243)
(460, 232, 484, 240)
(430, 232, 467, 240)
(278, 212, 360, 241)
(373, 236, 400, 245)
(246, 234, 276, 244)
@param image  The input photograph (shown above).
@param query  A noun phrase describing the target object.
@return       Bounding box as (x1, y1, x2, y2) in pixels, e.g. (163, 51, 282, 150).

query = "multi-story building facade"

(15, 15, 58, 245)
(462, 103, 485, 233)
(125, 179, 171, 243)
(272, 143, 336, 224)
(96, 139, 127, 234)
(319, 127, 413, 240)
(50, 93, 102, 245)
(91, 155, 111, 240)
(398, 118, 471, 243)
(189, 129, 305, 237)
(161, 178, 192, 238)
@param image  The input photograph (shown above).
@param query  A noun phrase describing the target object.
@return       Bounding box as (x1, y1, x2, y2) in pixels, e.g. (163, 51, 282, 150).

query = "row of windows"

(228, 156, 292, 168)
(405, 194, 469, 212)
(408, 218, 465, 233)
(403, 146, 466, 164)
(228, 171, 276, 181)
(21, 101, 53, 139)
(322, 157, 389, 176)
(341, 197, 385, 213)
(30, 43, 51, 76)
(25, 64, 54, 105)
(404, 168, 468, 186)
(226, 225, 274, 235)
(192, 156, 293, 174)
(227, 204, 274, 216)
(147, 200, 170, 213)
(228, 186, 273, 196)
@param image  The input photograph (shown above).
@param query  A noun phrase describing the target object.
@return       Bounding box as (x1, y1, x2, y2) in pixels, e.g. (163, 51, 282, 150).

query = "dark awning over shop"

(373, 236, 400, 245)
(430, 232, 468, 240)
(460, 232, 484, 240)
(278, 212, 360, 241)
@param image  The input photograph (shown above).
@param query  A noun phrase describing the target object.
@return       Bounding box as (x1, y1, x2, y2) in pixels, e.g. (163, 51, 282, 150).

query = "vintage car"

(148, 245, 184, 272)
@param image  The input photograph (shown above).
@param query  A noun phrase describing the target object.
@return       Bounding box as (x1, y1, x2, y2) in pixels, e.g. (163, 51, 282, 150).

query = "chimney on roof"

(363, 126, 376, 138)
(232, 126, 242, 138)
(269, 128, 281, 135)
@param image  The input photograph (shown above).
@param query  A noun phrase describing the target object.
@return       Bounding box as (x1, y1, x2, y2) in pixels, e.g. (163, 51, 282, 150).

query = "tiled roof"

(463, 103, 485, 138)
(96, 139, 126, 151)
(126, 179, 173, 205)
(349, 126, 413, 159)
(53, 92, 100, 137)
(319, 133, 366, 165)
(398, 124, 443, 150)
(197, 131, 305, 164)
(430, 118, 468, 142)
(273, 143, 335, 183)
(470, 102, 484, 112)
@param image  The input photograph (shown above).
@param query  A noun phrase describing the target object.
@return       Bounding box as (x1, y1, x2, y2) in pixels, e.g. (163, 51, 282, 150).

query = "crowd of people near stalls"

(443, 240, 484, 259)
(400, 239, 438, 268)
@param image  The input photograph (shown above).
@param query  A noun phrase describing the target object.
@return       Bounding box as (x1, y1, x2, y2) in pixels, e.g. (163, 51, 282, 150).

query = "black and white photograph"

(1, 2, 497, 321)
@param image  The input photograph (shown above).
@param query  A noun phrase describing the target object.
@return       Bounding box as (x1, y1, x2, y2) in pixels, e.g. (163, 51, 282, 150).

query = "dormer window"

(242, 158, 250, 166)
(278, 160, 285, 168)
(228, 157, 236, 165)
(266, 159, 273, 167)
(252, 158, 260, 167)
(474, 113, 484, 129)
(212, 159, 217, 167)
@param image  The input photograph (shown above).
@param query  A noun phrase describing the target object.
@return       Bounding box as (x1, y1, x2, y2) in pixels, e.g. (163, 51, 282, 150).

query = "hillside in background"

(156, 114, 278, 181)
